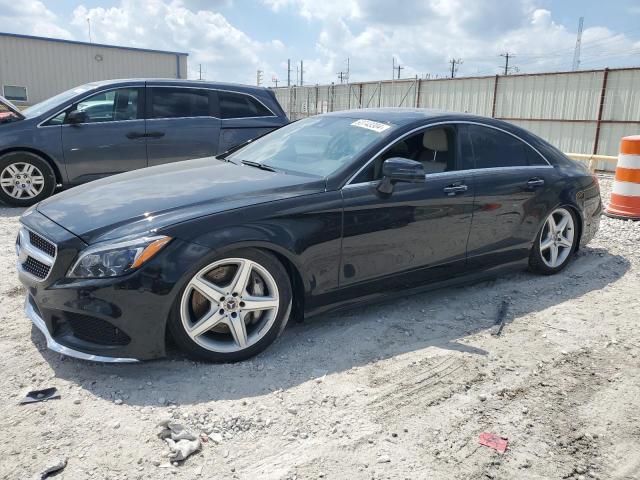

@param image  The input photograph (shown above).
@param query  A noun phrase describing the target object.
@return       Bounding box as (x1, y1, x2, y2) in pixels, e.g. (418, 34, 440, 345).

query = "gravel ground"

(1, 175, 639, 480)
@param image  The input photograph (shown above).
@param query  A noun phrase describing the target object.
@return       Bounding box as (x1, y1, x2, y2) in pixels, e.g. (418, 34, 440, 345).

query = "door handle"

(146, 131, 165, 138)
(126, 131, 146, 139)
(526, 178, 545, 188)
(443, 183, 468, 195)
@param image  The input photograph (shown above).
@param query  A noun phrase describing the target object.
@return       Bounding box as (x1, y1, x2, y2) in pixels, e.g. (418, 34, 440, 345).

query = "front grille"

(66, 312, 131, 346)
(29, 231, 56, 257)
(23, 256, 52, 279)
(16, 227, 56, 281)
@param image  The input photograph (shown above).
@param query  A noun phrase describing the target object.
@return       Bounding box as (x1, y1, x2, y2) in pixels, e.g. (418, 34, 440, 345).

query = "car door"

(339, 124, 475, 296)
(463, 123, 554, 269)
(60, 87, 147, 184)
(145, 85, 221, 167)
(216, 90, 283, 153)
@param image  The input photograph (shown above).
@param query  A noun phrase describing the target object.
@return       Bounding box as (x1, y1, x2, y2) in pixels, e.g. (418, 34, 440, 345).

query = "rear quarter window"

(468, 124, 547, 168)
(218, 91, 273, 119)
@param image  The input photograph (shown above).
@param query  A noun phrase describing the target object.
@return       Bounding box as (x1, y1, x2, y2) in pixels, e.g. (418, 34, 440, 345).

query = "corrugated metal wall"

(0, 35, 187, 105)
(274, 67, 640, 163)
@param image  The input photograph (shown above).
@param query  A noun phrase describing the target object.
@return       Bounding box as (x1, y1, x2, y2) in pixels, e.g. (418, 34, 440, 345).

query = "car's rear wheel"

(0, 152, 56, 207)
(529, 207, 578, 275)
(168, 248, 292, 362)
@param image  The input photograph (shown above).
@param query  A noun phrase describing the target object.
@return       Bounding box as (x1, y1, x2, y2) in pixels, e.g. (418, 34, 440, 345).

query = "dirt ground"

(1, 174, 639, 480)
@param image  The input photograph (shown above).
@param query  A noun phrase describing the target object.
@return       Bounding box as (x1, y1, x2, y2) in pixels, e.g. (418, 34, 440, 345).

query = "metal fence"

(273, 67, 640, 169)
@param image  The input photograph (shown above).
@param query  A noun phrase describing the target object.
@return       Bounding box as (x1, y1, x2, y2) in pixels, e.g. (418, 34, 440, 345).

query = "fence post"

(378, 82, 382, 107)
(358, 83, 363, 109)
(593, 68, 610, 155)
(491, 74, 499, 118)
(415, 77, 421, 108)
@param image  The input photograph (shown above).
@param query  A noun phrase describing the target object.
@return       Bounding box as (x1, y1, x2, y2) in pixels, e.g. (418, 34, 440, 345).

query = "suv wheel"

(0, 152, 56, 207)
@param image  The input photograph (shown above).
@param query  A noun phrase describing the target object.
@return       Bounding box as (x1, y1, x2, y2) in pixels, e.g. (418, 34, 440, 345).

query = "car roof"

(81, 78, 271, 94)
(324, 108, 501, 127)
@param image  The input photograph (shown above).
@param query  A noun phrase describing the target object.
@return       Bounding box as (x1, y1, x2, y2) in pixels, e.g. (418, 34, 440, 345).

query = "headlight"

(67, 235, 172, 278)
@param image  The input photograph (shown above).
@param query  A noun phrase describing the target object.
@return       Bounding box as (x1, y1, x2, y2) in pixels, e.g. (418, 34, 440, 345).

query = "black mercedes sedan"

(16, 109, 601, 363)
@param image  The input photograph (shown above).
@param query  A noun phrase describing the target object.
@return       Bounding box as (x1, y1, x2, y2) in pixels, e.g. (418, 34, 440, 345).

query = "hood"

(0, 95, 25, 122)
(37, 157, 325, 244)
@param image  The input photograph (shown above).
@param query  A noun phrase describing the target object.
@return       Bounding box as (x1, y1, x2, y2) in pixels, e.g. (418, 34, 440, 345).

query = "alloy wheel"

(0, 162, 45, 199)
(539, 207, 575, 269)
(180, 258, 280, 353)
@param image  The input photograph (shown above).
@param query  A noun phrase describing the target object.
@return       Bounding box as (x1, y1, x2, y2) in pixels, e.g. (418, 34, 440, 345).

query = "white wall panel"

(0, 35, 186, 105)
(603, 69, 640, 122)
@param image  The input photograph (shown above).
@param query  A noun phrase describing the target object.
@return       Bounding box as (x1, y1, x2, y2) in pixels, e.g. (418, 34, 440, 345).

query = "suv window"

(71, 88, 140, 123)
(149, 88, 210, 119)
(468, 124, 547, 168)
(218, 91, 272, 119)
(351, 126, 458, 184)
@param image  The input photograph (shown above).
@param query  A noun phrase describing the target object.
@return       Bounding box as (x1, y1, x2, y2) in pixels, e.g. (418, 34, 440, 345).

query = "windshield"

(227, 116, 396, 177)
(23, 84, 98, 118)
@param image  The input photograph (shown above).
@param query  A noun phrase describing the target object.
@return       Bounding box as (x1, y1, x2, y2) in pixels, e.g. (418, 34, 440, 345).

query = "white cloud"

(66, 0, 284, 84)
(0, 0, 72, 38)
(267, 0, 640, 82)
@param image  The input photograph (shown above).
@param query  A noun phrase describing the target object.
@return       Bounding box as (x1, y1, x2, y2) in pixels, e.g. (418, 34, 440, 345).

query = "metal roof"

(0, 31, 188, 56)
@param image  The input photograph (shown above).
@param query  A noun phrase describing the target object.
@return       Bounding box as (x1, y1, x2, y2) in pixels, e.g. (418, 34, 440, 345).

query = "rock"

(165, 438, 201, 462)
(479, 394, 487, 402)
(73, 399, 81, 405)
(114, 399, 123, 405)
(208, 432, 223, 444)
(38, 456, 67, 479)
(287, 407, 298, 415)
(377, 455, 391, 463)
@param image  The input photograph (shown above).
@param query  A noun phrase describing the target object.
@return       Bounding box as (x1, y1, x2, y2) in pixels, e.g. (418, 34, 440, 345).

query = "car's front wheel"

(529, 207, 578, 275)
(168, 248, 292, 362)
(0, 152, 56, 207)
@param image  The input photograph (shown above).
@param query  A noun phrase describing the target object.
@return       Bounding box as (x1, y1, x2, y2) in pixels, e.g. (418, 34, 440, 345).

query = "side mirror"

(67, 110, 88, 125)
(377, 157, 425, 194)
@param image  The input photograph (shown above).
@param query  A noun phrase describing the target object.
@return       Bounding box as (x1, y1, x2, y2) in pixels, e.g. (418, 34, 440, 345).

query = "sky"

(1, 0, 639, 86)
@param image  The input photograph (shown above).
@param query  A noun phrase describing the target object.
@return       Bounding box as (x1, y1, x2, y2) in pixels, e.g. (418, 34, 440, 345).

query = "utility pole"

(396, 64, 404, 79)
(87, 18, 92, 43)
(198, 64, 202, 80)
(300, 60, 304, 86)
(392, 57, 396, 80)
(449, 58, 463, 78)
(500, 52, 515, 75)
(287, 59, 291, 87)
(256, 69, 263, 86)
(572, 17, 584, 71)
(337, 71, 347, 83)
(272, 76, 279, 87)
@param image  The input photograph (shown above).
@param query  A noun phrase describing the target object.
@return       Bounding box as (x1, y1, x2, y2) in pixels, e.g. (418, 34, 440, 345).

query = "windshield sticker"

(351, 119, 391, 133)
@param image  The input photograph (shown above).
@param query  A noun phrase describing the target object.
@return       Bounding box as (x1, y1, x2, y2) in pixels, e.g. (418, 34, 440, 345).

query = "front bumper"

(26, 296, 138, 363)
(18, 210, 212, 362)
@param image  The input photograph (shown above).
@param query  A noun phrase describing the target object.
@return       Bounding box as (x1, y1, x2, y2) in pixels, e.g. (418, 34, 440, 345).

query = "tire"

(168, 248, 293, 362)
(0, 151, 56, 207)
(529, 207, 579, 275)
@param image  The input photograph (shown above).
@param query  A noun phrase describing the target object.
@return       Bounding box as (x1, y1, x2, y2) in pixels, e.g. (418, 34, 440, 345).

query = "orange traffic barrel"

(605, 135, 640, 220)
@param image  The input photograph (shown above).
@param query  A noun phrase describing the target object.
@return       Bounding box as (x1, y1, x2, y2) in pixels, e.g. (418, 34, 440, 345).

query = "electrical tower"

(500, 52, 516, 75)
(572, 17, 584, 71)
(449, 58, 463, 78)
(396, 63, 404, 79)
(256, 69, 263, 86)
(287, 59, 291, 87)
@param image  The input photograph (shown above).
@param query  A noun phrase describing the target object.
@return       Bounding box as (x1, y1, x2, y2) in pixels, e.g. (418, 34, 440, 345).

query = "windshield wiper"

(241, 160, 277, 172)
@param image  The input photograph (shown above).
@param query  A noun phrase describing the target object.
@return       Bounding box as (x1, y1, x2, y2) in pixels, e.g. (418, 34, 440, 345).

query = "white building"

(0, 32, 188, 106)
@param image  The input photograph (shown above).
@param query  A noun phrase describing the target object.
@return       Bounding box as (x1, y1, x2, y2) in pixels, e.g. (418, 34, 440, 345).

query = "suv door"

(146, 86, 221, 166)
(463, 123, 554, 269)
(217, 90, 283, 153)
(339, 125, 475, 296)
(60, 87, 147, 184)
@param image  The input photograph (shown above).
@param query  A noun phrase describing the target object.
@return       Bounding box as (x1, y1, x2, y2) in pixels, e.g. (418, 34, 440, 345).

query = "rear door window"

(467, 124, 547, 168)
(218, 91, 273, 119)
(149, 88, 210, 119)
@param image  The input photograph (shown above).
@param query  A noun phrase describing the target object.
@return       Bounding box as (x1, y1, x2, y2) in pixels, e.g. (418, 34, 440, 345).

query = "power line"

(572, 17, 584, 70)
(500, 52, 516, 75)
(449, 58, 463, 78)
